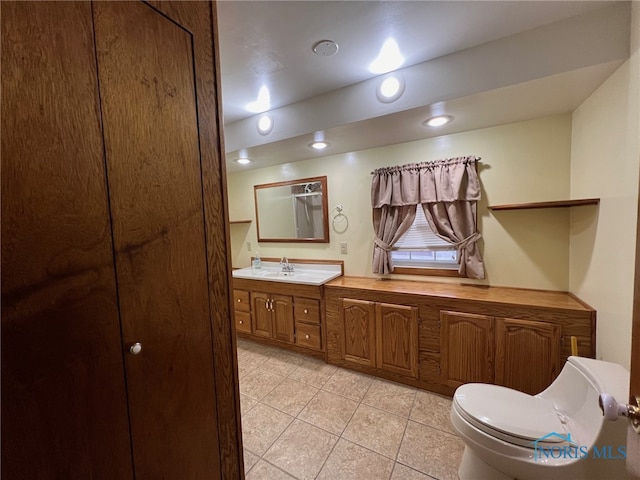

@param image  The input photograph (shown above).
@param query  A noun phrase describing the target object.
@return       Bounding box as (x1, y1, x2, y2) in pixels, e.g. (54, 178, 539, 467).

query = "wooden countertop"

(324, 276, 594, 312)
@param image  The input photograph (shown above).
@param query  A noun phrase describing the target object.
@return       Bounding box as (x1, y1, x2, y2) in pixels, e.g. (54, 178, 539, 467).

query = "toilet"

(450, 356, 631, 480)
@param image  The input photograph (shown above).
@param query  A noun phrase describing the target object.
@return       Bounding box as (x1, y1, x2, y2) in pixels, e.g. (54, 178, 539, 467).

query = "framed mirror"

(254, 176, 329, 243)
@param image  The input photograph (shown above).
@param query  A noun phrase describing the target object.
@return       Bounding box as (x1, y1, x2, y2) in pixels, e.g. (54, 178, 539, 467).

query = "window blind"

(393, 207, 452, 250)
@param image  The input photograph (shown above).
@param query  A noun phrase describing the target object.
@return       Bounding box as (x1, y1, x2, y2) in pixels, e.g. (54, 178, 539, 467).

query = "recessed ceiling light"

(424, 115, 453, 127)
(257, 114, 273, 135)
(236, 149, 251, 165)
(313, 40, 339, 57)
(376, 75, 405, 103)
(309, 141, 329, 150)
(369, 38, 404, 74)
(245, 85, 271, 113)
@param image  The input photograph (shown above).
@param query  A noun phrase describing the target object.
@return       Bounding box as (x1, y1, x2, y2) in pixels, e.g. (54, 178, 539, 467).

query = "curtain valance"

(371, 156, 481, 207)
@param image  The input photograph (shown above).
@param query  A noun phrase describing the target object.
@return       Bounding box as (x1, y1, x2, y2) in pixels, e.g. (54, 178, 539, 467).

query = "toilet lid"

(454, 384, 567, 447)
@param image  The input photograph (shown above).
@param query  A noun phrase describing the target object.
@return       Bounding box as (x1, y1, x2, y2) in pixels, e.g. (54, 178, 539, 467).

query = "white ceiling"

(217, 1, 631, 173)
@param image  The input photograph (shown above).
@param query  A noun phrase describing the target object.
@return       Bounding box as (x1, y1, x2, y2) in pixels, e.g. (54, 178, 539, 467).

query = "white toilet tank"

(538, 356, 629, 449)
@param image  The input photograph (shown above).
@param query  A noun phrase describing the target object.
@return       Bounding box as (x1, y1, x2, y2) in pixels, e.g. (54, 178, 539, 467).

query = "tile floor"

(237, 338, 464, 480)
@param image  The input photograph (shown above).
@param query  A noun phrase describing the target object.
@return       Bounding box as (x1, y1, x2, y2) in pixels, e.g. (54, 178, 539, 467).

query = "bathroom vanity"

(324, 277, 595, 397)
(232, 267, 595, 397)
(232, 260, 343, 357)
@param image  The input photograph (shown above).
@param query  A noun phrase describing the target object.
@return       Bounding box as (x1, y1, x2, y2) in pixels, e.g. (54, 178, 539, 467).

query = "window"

(390, 207, 460, 276)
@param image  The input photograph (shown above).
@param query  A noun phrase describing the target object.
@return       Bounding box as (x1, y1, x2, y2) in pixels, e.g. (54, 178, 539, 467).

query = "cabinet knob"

(239, 320, 243, 324)
(237, 298, 241, 303)
(305, 334, 310, 339)
(304, 309, 308, 314)
(129, 342, 142, 355)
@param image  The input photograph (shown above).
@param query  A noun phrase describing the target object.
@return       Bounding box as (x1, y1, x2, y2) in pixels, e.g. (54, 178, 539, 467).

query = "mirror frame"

(254, 176, 330, 243)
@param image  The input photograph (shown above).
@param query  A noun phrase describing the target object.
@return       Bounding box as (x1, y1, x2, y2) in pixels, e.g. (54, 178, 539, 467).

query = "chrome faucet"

(280, 256, 295, 272)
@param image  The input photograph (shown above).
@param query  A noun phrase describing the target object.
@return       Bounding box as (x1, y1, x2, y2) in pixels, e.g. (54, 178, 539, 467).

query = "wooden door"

(272, 294, 294, 343)
(253, 292, 273, 338)
(495, 317, 560, 395)
(376, 303, 418, 377)
(341, 299, 376, 367)
(1, 3, 134, 478)
(441, 311, 494, 388)
(93, 2, 220, 477)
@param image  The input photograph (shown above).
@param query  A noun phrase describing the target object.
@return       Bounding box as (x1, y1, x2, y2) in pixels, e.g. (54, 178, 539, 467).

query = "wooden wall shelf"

(229, 220, 252, 224)
(489, 198, 600, 211)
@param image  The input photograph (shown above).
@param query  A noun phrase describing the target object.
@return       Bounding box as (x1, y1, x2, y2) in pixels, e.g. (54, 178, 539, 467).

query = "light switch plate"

(340, 242, 347, 254)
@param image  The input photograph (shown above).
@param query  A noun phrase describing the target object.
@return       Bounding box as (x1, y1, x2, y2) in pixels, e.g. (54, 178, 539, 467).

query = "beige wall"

(569, 3, 640, 368)
(229, 114, 573, 291)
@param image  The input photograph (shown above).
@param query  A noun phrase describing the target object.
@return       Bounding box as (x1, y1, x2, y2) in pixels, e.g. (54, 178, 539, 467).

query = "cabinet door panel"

(376, 303, 418, 377)
(495, 318, 561, 395)
(341, 299, 376, 366)
(441, 311, 494, 388)
(235, 311, 252, 334)
(94, 2, 220, 477)
(1, 3, 133, 478)
(272, 294, 294, 343)
(252, 292, 272, 338)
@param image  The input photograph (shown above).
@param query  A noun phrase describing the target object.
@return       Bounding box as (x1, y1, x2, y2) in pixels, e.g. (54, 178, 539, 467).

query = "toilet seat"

(453, 384, 569, 448)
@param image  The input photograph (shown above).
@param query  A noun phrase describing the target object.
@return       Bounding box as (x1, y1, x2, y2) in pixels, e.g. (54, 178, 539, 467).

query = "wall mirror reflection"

(254, 176, 329, 243)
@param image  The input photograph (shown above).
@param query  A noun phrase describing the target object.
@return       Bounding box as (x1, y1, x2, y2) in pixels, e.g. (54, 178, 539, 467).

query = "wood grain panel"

(233, 289, 251, 312)
(326, 277, 594, 312)
(441, 311, 494, 387)
(235, 311, 252, 334)
(272, 294, 294, 343)
(147, 1, 243, 476)
(376, 303, 418, 377)
(295, 297, 321, 324)
(1, 3, 133, 478)
(342, 299, 376, 366)
(296, 322, 322, 350)
(252, 292, 272, 338)
(93, 2, 220, 477)
(495, 318, 560, 395)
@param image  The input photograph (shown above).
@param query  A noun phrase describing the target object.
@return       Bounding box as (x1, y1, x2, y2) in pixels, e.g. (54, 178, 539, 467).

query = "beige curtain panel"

(371, 156, 485, 278)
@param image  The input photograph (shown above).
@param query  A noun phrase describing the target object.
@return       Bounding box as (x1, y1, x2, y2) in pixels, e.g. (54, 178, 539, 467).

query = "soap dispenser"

(253, 252, 261, 270)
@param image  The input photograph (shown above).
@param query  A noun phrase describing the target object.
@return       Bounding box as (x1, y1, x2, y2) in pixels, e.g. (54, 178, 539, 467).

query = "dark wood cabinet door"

(341, 299, 376, 367)
(93, 2, 220, 477)
(253, 292, 273, 338)
(1, 2, 134, 478)
(495, 317, 561, 395)
(376, 303, 418, 377)
(272, 294, 294, 343)
(441, 310, 495, 388)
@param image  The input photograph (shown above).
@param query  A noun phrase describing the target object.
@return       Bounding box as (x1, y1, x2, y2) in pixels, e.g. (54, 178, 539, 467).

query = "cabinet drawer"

(233, 289, 250, 312)
(295, 322, 321, 350)
(235, 311, 252, 333)
(294, 298, 320, 324)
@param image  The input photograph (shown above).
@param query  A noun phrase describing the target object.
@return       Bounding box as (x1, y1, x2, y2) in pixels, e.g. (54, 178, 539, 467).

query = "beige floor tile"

(239, 368, 285, 401)
(410, 390, 456, 435)
(298, 390, 359, 435)
(237, 350, 265, 378)
(241, 403, 294, 456)
(262, 377, 319, 416)
(317, 439, 395, 480)
(390, 463, 433, 479)
(260, 349, 307, 376)
(264, 419, 338, 480)
(342, 404, 408, 459)
(362, 378, 417, 418)
(397, 421, 464, 480)
(245, 460, 296, 480)
(288, 357, 338, 388)
(240, 393, 258, 416)
(322, 368, 374, 401)
(243, 449, 260, 473)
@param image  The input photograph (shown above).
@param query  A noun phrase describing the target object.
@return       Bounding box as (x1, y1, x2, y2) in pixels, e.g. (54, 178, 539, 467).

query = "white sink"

(232, 261, 342, 286)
